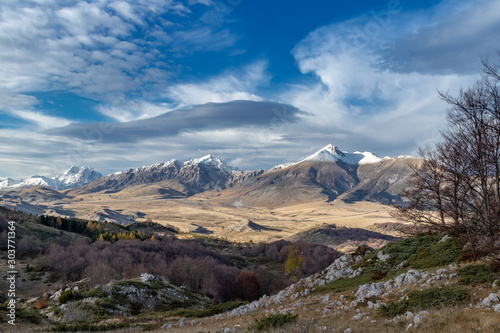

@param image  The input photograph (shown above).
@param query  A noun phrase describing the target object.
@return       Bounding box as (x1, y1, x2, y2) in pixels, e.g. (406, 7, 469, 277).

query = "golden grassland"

(33, 187, 401, 243)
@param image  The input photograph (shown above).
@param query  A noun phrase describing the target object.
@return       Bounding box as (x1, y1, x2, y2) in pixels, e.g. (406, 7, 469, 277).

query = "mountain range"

(0, 166, 102, 191)
(1, 145, 420, 206)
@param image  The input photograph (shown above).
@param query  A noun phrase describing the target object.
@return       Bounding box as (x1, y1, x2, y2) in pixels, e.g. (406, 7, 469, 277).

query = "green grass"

(458, 264, 497, 286)
(113, 280, 148, 289)
(51, 319, 130, 332)
(166, 301, 247, 318)
(314, 273, 373, 294)
(406, 237, 463, 269)
(0, 304, 42, 324)
(16, 308, 42, 324)
(379, 284, 470, 317)
(249, 313, 298, 331)
(314, 266, 403, 296)
(79, 297, 115, 320)
(377, 234, 443, 267)
(83, 287, 108, 299)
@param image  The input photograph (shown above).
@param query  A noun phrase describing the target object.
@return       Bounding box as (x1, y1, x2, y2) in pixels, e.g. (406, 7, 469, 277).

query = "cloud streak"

(52, 100, 309, 143)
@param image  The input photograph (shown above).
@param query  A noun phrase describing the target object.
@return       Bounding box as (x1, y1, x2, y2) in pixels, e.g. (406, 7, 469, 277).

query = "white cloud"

(14, 110, 72, 129)
(282, 0, 497, 156)
(97, 100, 175, 122)
(0, 93, 38, 110)
(166, 60, 269, 106)
(0, 0, 233, 124)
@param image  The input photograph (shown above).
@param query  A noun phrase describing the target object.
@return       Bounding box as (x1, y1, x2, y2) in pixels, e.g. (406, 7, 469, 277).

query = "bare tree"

(393, 56, 500, 242)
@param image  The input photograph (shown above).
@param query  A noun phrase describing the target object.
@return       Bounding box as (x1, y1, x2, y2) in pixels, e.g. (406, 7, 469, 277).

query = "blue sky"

(0, 0, 499, 178)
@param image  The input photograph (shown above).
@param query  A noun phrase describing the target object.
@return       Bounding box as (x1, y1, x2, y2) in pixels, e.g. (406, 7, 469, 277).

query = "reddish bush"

(17, 236, 42, 257)
(235, 270, 260, 301)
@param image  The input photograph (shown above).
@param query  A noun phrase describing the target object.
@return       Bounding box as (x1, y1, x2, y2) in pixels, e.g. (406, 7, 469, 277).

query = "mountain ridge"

(1, 145, 419, 207)
(68, 144, 418, 206)
(0, 166, 102, 191)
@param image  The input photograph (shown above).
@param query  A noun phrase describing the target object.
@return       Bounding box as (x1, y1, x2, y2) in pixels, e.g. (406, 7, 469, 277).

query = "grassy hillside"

(2, 206, 500, 332)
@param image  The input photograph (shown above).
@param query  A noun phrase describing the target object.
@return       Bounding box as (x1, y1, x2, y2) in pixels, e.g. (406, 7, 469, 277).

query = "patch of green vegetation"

(406, 237, 463, 269)
(80, 297, 116, 319)
(1, 307, 43, 324)
(45, 273, 60, 284)
(113, 280, 148, 289)
(83, 287, 108, 299)
(167, 301, 247, 318)
(379, 284, 470, 317)
(314, 273, 373, 294)
(314, 267, 402, 295)
(377, 234, 442, 267)
(0, 305, 42, 324)
(51, 319, 129, 332)
(59, 289, 83, 304)
(249, 313, 298, 331)
(352, 244, 373, 257)
(458, 264, 497, 286)
(148, 278, 168, 290)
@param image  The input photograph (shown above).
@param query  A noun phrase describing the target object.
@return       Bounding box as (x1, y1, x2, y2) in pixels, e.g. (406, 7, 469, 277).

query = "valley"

(0, 144, 410, 245)
(1, 189, 400, 244)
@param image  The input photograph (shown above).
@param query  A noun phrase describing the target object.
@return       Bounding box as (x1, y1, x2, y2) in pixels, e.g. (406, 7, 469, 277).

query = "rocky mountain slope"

(12, 232, 500, 332)
(215, 145, 419, 206)
(159, 234, 500, 332)
(75, 155, 264, 196)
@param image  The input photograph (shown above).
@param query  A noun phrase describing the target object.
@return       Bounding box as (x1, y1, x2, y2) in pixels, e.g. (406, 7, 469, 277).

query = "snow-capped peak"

(56, 166, 103, 189)
(164, 159, 182, 169)
(303, 144, 345, 163)
(353, 151, 383, 165)
(269, 144, 383, 170)
(184, 154, 238, 171)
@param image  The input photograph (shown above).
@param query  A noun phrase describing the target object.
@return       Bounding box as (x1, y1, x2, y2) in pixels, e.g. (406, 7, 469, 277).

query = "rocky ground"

(4, 234, 500, 332)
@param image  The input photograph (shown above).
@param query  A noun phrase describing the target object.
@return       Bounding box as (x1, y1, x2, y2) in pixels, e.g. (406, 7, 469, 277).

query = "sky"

(1, 0, 499, 178)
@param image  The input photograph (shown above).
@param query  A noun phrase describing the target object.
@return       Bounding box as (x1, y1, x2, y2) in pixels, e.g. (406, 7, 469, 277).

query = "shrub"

(406, 237, 463, 269)
(379, 284, 470, 317)
(458, 264, 496, 286)
(34, 297, 49, 309)
(235, 270, 260, 301)
(249, 313, 298, 331)
(59, 290, 82, 304)
(17, 308, 42, 324)
(83, 287, 108, 299)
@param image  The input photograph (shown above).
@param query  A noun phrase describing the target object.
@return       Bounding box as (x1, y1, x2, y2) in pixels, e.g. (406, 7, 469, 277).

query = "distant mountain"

(299, 144, 382, 165)
(0, 177, 23, 189)
(27, 144, 419, 207)
(77, 155, 262, 195)
(215, 144, 419, 206)
(0, 166, 103, 191)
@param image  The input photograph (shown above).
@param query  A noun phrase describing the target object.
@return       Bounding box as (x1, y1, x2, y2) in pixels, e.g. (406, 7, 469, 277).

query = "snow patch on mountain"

(355, 151, 383, 165)
(184, 154, 239, 172)
(56, 166, 103, 189)
(303, 144, 383, 165)
(0, 177, 23, 189)
(269, 163, 295, 172)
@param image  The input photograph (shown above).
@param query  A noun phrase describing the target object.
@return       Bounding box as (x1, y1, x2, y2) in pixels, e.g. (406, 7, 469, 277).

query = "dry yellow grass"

(30, 188, 401, 243)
